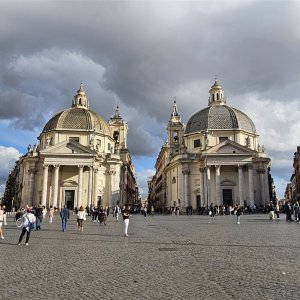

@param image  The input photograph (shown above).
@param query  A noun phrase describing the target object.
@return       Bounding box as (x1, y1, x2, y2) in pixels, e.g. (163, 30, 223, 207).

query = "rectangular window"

(219, 137, 228, 143)
(69, 137, 79, 143)
(194, 139, 201, 148)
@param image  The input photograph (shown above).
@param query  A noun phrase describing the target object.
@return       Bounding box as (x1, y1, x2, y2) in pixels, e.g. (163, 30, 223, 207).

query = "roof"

(42, 107, 111, 135)
(185, 105, 256, 134)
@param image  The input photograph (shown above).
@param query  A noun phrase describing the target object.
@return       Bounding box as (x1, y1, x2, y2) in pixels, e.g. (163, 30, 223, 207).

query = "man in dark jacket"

(35, 204, 43, 230)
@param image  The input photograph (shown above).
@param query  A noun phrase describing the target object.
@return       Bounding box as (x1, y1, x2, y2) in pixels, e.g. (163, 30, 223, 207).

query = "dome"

(185, 105, 256, 134)
(42, 107, 111, 135)
(185, 80, 256, 134)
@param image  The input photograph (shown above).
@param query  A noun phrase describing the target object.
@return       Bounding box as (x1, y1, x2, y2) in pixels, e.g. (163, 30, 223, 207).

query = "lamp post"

(204, 130, 209, 212)
(199, 130, 209, 213)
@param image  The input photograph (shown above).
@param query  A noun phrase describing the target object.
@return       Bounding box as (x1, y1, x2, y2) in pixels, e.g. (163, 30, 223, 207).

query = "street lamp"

(204, 130, 209, 212)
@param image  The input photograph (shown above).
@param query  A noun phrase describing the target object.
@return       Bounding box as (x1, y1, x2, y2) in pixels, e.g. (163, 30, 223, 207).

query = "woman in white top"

(77, 206, 86, 232)
(18, 208, 36, 246)
(49, 205, 54, 223)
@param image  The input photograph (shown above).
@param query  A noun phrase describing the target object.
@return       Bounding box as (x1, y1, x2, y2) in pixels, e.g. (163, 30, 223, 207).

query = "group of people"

(11, 203, 132, 246)
(285, 201, 300, 222)
(208, 203, 242, 224)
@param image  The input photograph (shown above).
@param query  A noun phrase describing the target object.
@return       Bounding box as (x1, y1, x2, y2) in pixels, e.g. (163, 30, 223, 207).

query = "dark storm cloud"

(0, 1, 300, 196)
(1, 1, 299, 122)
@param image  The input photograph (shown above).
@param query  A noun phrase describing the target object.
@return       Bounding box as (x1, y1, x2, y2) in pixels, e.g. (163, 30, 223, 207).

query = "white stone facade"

(17, 84, 136, 209)
(149, 81, 271, 210)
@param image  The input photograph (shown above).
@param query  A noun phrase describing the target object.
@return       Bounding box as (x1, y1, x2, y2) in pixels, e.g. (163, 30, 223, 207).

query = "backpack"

(26, 216, 35, 230)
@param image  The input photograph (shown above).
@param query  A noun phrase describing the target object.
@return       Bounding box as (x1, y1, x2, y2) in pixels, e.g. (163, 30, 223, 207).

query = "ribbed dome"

(42, 107, 111, 135)
(185, 105, 256, 134)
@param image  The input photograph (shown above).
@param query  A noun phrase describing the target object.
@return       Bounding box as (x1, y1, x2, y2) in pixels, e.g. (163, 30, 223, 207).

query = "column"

(199, 168, 205, 208)
(93, 168, 98, 207)
(77, 165, 84, 208)
(258, 166, 266, 207)
(238, 164, 244, 206)
(182, 169, 190, 208)
(215, 165, 221, 206)
(263, 165, 270, 205)
(41, 164, 49, 207)
(248, 164, 254, 206)
(109, 170, 116, 207)
(28, 167, 36, 206)
(88, 166, 93, 207)
(52, 165, 60, 209)
(206, 166, 211, 207)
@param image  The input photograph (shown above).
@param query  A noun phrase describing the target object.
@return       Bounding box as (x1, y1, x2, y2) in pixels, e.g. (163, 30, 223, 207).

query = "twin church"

(14, 84, 137, 210)
(12, 80, 272, 210)
(148, 80, 272, 210)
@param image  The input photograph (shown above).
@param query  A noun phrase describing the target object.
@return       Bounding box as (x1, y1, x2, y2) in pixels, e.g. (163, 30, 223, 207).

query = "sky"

(0, 0, 299, 199)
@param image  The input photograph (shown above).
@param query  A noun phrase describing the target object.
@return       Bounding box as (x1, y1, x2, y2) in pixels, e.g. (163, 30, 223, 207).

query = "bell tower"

(109, 105, 128, 151)
(166, 99, 185, 158)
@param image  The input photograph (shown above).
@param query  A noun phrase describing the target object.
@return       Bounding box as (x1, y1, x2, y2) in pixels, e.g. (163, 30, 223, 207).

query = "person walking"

(286, 202, 293, 221)
(209, 204, 215, 223)
(2, 205, 7, 226)
(0, 205, 4, 239)
(18, 208, 36, 246)
(35, 204, 43, 230)
(60, 205, 70, 231)
(98, 206, 107, 226)
(77, 206, 86, 232)
(49, 205, 54, 223)
(151, 205, 155, 216)
(114, 205, 121, 221)
(236, 205, 242, 224)
(42, 205, 47, 219)
(275, 201, 280, 220)
(122, 205, 131, 237)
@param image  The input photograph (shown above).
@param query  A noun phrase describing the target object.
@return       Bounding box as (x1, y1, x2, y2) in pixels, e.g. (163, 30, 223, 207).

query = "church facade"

(13, 84, 137, 209)
(148, 80, 272, 211)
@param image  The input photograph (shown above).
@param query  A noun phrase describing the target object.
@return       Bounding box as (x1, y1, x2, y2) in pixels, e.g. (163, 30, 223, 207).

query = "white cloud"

(136, 168, 155, 197)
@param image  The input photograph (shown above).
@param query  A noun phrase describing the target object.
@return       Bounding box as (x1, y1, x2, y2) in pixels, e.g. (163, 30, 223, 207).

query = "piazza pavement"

(0, 212, 300, 300)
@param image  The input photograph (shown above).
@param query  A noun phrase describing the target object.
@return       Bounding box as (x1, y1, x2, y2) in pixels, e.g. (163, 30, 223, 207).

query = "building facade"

(149, 80, 272, 211)
(12, 84, 137, 209)
(286, 147, 300, 202)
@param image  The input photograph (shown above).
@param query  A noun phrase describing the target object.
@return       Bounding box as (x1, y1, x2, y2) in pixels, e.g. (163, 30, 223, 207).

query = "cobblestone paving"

(1, 213, 300, 300)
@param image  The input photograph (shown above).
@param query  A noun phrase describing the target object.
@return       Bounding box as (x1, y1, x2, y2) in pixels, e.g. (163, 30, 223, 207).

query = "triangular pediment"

(206, 140, 255, 155)
(40, 140, 94, 155)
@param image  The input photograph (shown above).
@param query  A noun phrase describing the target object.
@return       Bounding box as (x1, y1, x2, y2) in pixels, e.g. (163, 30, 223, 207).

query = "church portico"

(205, 163, 256, 207)
(39, 163, 118, 209)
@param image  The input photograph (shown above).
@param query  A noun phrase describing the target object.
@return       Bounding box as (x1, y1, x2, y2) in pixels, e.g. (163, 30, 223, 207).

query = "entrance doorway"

(97, 196, 102, 208)
(223, 189, 233, 206)
(196, 195, 201, 209)
(65, 190, 75, 209)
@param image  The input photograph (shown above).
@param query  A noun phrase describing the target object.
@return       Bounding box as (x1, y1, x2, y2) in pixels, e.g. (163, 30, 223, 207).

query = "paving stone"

(0, 213, 299, 300)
